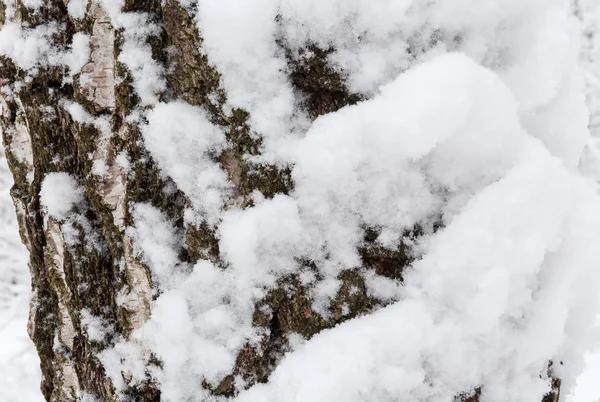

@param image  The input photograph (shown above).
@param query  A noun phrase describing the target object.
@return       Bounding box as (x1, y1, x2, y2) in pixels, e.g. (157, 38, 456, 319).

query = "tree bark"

(0, 1, 562, 401)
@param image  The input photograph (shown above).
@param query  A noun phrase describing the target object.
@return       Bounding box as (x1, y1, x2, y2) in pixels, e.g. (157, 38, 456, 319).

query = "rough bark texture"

(0, 1, 561, 401)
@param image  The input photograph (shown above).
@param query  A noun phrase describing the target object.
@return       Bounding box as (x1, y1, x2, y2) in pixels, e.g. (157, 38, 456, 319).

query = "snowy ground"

(0, 149, 42, 402)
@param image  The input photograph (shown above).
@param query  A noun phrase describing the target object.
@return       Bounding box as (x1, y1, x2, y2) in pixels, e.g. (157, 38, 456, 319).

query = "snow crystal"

(0, 17, 90, 81)
(67, 0, 88, 19)
(218, 194, 303, 284)
(65, 101, 94, 125)
(117, 40, 166, 106)
(195, 0, 295, 140)
(99, 1, 600, 401)
(236, 139, 600, 402)
(128, 203, 183, 288)
(0, 23, 61, 71)
(0, 149, 42, 402)
(192, 0, 589, 170)
(142, 101, 230, 225)
(121, 196, 306, 399)
(80, 309, 112, 342)
(286, 53, 527, 280)
(19, 0, 43, 10)
(98, 0, 166, 106)
(64, 33, 91, 79)
(99, 337, 148, 392)
(40, 173, 84, 221)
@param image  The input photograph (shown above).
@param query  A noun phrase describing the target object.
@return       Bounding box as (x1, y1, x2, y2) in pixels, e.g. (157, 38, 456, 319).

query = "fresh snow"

(67, 0, 88, 20)
(1, 0, 600, 401)
(98, 0, 167, 105)
(40, 172, 85, 221)
(142, 102, 231, 225)
(128, 203, 184, 288)
(195, 0, 297, 140)
(568, 0, 600, 400)
(238, 136, 600, 402)
(0, 22, 63, 71)
(64, 33, 91, 80)
(98, 1, 600, 401)
(0, 149, 42, 402)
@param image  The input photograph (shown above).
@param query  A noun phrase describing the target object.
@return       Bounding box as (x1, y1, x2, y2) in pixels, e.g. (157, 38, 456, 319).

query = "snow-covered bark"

(0, 1, 599, 401)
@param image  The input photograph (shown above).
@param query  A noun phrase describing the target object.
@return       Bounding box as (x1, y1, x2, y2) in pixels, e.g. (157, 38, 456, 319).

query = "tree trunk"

(0, 1, 377, 400)
(0, 1, 574, 401)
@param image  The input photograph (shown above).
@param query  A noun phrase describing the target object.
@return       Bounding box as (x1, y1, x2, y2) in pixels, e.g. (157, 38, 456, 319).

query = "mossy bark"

(0, 2, 560, 401)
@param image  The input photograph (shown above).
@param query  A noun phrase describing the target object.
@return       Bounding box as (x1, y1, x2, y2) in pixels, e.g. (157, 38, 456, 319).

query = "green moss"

(224, 276, 328, 392)
(72, 334, 115, 401)
(0, 2, 6, 25)
(241, 164, 294, 200)
(222, 108, 294, 204)
(185, 222, 220, 264)
(114, 30, 141, 117)
(77, 3, 95, 33)
(162, 0, 222, 112)
(358, 226, 421, 282)
(124, 128, 188, 228)
(72, 74, 103, 116)
(121, 380, 161, 402)
(84, 178, 125, 257)
(331, 269, 380, 322)
(124, 0, 162, 14)
(63, 223, 117, 320)
(285, 45, 362, 119)
(455, 387, 482, 402)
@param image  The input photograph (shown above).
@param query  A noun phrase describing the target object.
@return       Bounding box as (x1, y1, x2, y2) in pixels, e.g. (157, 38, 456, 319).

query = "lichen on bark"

(0, 1, 563, 401)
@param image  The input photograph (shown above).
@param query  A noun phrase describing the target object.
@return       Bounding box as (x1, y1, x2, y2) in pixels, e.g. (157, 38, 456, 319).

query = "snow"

(80, 309, 112, 342)
(67, 0, 88, 20)
(104, 1, 600, 401)
(19, 0, 43, 10)
(98, 0, 166, 105)
(219, 194, 304, 283)
(128, 203, 183, 288)
(65, 101, 94, 125)
(192, 0, 589, 169)
(286, 53, 527, 277)
(0, 20, 89, 80)
(239, 144, 600, 402)
(142, 102, 230, 225)
(40, 172, 85, 220)
(579, 0, 600, 181)
(0, 149, 42, 402)
(1, 0, 600, 401)
(231, 55, 600, 402)
(64, 33, 91, 79)
(0, 22, 61, 71)
(196, 0, 296, 140)
(571, 351, 600, 402)
(568, 0, 600, 400)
